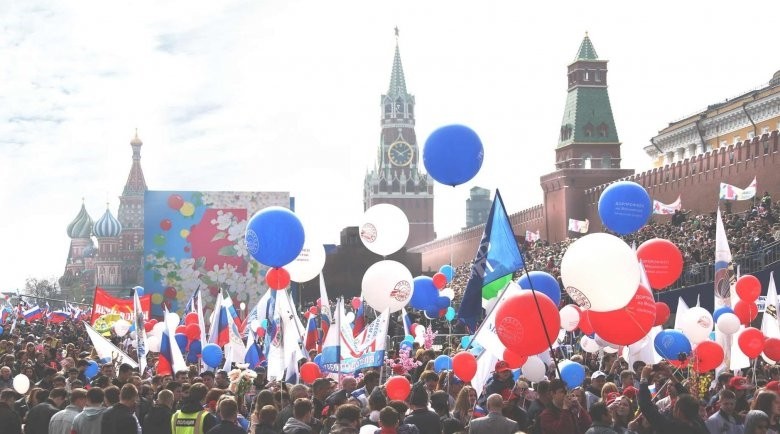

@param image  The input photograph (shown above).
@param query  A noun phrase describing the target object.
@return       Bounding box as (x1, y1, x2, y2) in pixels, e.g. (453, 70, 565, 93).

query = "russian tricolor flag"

(23, 305, 43, 322)
(244, 327, 262, 368)
(352, 298, 365, 338)
(401, 308, 412, 336)
(214, 303, 231, 347)
(304, 315, 319, 351)
(47, 310, 70, 324)
(158, 310, 186, 376)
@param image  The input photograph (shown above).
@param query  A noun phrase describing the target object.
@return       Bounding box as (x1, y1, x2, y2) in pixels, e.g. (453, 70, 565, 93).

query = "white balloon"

(13, 374, 29, 394)
(561, 233, 639, 312)
(521, 356, 546, 382)
(440, 288, 455, 300)
(151, 322, 166, 337)
(146, 335, 161, 352)
(165, 312, 180, 329)
(413, 324, 425, 337)
(361, 260, 414, 312)
(628, 335, 651, 355)
(680, 307, 714, 344)
(360, 425, 379, 434)
(345, 312, 356, 324)
(559, 305, 581, 332)
(716, 313, 741, 335)
(414, 334, 425, 345)
(113, 320, 131, 337)
(359, 204, 410, 256)
(604, 346, 619, 354)
(285, 240, 327, 283)
(580, 336, 600, 353)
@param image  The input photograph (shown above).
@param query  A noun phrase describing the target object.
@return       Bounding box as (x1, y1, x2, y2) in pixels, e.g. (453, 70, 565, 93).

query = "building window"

(584, 123, 593, 137)
(584, 70, 590, 81)
(601, 154, 612, 168)
(594, 70, 601, 82)
(582, 153, 592, 169)
(597, 123, 608, 137)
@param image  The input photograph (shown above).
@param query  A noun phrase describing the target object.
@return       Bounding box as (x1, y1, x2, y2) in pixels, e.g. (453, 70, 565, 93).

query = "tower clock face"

(388, 141, 413, 167)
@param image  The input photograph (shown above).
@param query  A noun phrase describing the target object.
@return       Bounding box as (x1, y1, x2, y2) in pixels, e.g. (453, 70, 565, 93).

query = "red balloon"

(736, 275, 761, 302)
(256, 328, 266, 338)
(160, 219, 172, 231)
(432, 273, 447, 290)
(185, 323, 200, 341)
(185, 312, 199, 326)
(589, 285, 656, 345)
(351, 297, 362, 310)
(738, 327, 765, 358)
(764, 338, 780, 361)
(164, 287, 177, 299)
(144, 322, 154, 332)
(452, 351, 478, 382)
(410, 323, 421, 337)
(167, 194, 184, 210)
(636, 238, 684, 290)
(495, 292, 560, 356)
(175, 325, 187, 335)
(578, 310, 594, 336)
(692, 340, 724, 373)
(734, 300, 759, 325)
(308, 306, 319, 316)
(654, 302, 671, 326)
(385, 376, 411, 400)
(502, 349, 528, 370)
(266, 267, 291, 290)
(299, 362, 322, 384)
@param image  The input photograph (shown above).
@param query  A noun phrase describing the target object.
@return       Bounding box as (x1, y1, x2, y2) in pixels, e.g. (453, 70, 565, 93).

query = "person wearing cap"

(468, 393, 519, 434)
(728, 375, 755, 420)
(585, 371, 606, 410)
(705, 389, 742, 434)
(539, 379, 591, 434)
(0, 389, 22, 434)
(485, 361, 515, 403)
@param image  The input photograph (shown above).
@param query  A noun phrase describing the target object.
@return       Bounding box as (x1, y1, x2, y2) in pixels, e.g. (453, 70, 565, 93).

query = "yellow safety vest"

(171, 410, 207, 434)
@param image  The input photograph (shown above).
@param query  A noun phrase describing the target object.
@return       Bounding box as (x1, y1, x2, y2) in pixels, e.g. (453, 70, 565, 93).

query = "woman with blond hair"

(453, 385, 477, 427)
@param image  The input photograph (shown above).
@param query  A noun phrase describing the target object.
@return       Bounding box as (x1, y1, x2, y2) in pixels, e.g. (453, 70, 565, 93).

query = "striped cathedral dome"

(66, 202, 94, 239)
(93, 207, 122, 238)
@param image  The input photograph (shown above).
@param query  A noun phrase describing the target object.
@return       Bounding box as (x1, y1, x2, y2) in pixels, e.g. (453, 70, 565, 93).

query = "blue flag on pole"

(457, 189, 524, 332)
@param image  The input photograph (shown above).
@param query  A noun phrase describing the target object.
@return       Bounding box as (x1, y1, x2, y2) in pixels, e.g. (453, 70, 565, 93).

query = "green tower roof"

(387, 41, 407, 97)
(574, 32, 598, 61)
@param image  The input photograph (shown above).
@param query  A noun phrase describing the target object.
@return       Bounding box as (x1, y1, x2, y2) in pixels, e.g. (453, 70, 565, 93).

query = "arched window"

(582, 153, 592, 169)
(584, 123, 594, 138)
(598, 123, 608, 137)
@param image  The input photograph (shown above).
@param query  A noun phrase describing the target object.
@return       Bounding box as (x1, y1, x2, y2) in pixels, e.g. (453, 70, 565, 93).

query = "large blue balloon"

(654, 329, 692, 360)
(411, 276, 438, 310)
(245, 206, 305, 268)
(433, 355, 453, 373)
(560, 361, 586, 388)
(598, 181, 652, 235)
(85, 360, 99, 379)
(423, 125, 484, 187)
(518, 271, 562, 306)
(175, 333, 188, 353)
(713, 306, 734, 323)
(439, 265, 454, 283)
(187, 340, 201, 364)
(202, 343, 224, 368)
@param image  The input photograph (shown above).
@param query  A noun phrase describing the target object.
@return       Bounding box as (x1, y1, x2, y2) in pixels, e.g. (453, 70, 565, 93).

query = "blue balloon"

(400, 341, 413, 352)
(560, 361, 586, 388)
(189, 340, 202, 356)
(713, 306, 734, 323)
(653, 329, 692, 360)
(512, 369, 522, 382)
(175, 333, 188, 353)
(411, 276, 438, 310)
(133, 286, 145, 296)
(85, 360, 99, 379)
(460, 335, 472, 349)
(445, 307, 456, 322)
(0, 326, 4, 335)
(435, 296, 451, 310)
(439, 265, 454, 283)
(424, 308, 441, 319)
(518, 271, 562, 306)
(202, 343, 224, 368)
(403, 335, 414, 344)
(260, 319, 269, 329)
(598, 181, 652, 235)
(423, 125, 484, 187)
(245, 206, 305, 268)
(433, 355, 453, 373)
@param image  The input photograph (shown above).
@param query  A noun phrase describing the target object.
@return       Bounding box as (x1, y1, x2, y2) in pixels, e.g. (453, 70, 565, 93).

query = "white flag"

(83, 322, 138, 368)
(652, 196, 682, 215)
(568, 218, 589, 234)
(720, 177, 757, 201)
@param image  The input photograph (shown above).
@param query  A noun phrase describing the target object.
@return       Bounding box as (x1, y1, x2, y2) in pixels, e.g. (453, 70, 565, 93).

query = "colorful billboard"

(144, 191, 290, 317)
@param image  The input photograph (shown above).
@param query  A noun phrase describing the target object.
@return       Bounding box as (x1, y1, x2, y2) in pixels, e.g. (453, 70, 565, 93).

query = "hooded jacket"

(282, 417, 312, 434)
(71, 407, 106, 434)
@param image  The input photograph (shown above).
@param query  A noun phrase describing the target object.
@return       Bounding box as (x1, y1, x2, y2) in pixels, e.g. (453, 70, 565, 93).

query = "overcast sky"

(1, 0, 777, 291)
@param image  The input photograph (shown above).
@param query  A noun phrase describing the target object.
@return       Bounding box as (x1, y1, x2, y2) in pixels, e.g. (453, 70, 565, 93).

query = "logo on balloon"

(565, 286, 591, 309)
(696, 315, 712, 329)
(245, 229, 259, 255)
(391, 281, 412, 302)
(360, 223, 378, 243)
(496, 316, 524, 348)
(661, 335, 674, 350)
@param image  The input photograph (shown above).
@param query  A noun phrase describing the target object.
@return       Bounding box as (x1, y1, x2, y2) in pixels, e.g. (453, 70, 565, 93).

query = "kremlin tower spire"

(117, 131, 147, 289)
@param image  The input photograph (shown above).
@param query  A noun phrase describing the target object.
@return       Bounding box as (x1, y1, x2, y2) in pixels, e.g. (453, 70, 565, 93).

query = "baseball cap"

(591, 371, 607, 380)
(605, 392, 621, 407)
(766, 381, 780, 393)
(495, 361, 511, 373)
(622, 386, 638, 399)
(729, 376, 755, 390)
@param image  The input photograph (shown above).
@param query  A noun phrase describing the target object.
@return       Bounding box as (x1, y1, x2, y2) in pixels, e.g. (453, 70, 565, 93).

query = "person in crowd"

(328, 404, 362, 434)
(585, 371, 607, 410)
(0, 365, 13, 390)
(24, 386, 67, 434)
(750, 390, 780, 433)
(351, 370, 380, 408)
(283, 398, 314, 434)
(101, 383, 141, 434)
(745, 409, 771, 434)
(527, 380, 552, 434)
(404, 383, 441, 434)
(275, 384, 310, 431)
(254, 405, 279, 434)
(71, 387, 106, 434)
(453, 385, 477, 427)
(0, 389, 22, 434)
(48, 387, 87, 434)
(540, 378, 592, 434)
(584, 401, 615, 434)
(311, 378, 331, 419)
(705, 389, 742, 434)
(485, 361, 515, 401)
(468, 393, 519, 434)
(172, 383, 218, 434)
(378, 406, 400, 434)
(206, 397, 246, 434)
(637, 365, 707, 434)
(431, 390, 465, 433)
(144, 388, 174, 434)
(386, 400, 419, 434)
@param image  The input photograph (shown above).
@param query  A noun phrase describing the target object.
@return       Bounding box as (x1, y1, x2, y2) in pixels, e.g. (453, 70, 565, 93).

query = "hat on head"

(591, 371, 607, 380)
(495, 361, 511, 373)
(605, 392, 621, 407)
(729, 376, 755, 390)
(766, 381, 780, 393)
(621, 386, 638, 399)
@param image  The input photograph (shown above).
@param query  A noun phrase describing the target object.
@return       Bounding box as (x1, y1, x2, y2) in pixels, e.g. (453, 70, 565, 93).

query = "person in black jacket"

(404, 383, 441, 434)
(0, 389, 23, 434)
(637, 364, 708, 434)
(144, 389, 175, 434)
(24, 387, 66, 434)
(101, 384, 141, 434)
(206, 398, 246, 434)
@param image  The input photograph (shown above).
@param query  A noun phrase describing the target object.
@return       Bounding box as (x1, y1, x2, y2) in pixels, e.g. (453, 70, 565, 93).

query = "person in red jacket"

(539, 379, 592, 434)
